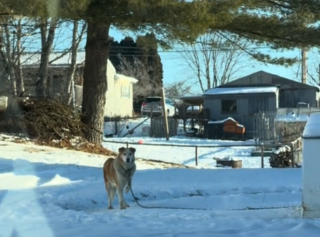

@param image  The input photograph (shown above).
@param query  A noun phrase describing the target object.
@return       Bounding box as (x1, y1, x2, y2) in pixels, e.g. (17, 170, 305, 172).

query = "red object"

(141, 103, 147, 107)
(138, 140, 143, 144)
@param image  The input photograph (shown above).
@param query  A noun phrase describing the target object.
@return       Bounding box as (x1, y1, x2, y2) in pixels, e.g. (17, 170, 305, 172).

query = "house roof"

(203, 86, 278, 96)
(20, 52, 117, 74)
(179, 95, 204, 105)
(21, 52, 86, 67)
(20, 52, 138, 83)
(115, 74, 138, 84)
(223, 70, 319, 91)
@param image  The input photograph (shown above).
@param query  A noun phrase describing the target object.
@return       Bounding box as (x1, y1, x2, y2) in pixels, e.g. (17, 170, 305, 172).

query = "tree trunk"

(36, 18, 57, 97)
(4, 24, 17, 97)
(16, 19, 25, 96)
(67, 21, 86, 107)
(67, 20, 79, 106)
(81, 21, 111, 144)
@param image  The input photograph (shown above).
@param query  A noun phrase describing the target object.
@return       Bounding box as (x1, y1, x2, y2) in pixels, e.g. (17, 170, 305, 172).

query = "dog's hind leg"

(106, 182, 114, 209)
(109, 187, 116, 209)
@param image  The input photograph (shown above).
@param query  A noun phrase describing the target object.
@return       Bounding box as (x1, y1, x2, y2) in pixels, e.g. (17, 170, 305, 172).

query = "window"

(221, 99, 237, 112)
(121, 84, 130, 98)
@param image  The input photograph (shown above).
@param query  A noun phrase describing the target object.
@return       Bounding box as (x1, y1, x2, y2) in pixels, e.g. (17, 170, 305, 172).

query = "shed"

(223, 70, 320, 108)
(203, 86, 279, 138)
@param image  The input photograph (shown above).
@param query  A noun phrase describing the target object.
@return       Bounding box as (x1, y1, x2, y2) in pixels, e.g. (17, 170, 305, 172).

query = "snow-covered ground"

(2, 133, 320, 237)
(103, 136, 268, 168)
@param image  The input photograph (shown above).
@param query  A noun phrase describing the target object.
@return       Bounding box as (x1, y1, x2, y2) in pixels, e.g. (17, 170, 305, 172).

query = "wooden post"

(150, 105, 153, 137)
(115, 117, 118, 135)
(261, 143, 264, 168)
(182, 103, 186, 132)
(161, 88, 169, 140)
(126, 142, 129, 148)
(195, 146, 198, 166)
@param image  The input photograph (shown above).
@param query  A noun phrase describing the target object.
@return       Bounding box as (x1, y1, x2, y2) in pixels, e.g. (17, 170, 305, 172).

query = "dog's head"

(118, 147, 136, 164)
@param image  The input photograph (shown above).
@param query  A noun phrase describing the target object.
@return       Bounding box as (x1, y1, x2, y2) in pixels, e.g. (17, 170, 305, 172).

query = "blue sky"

(108, 28, 319, 94)
(40, 23, 318, 94)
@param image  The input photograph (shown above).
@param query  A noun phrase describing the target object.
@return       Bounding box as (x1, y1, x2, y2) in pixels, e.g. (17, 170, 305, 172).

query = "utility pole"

(301, 47, 308, 84)
(318, 64, 320, 86)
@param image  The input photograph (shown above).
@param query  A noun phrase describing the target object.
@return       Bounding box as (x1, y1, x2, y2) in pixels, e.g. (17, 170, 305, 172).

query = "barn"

(202, 86, 279, 138)
(223, 70, 320, 108)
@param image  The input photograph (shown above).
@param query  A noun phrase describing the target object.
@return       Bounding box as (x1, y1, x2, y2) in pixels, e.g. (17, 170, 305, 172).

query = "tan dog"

(103, 147, 136, 210)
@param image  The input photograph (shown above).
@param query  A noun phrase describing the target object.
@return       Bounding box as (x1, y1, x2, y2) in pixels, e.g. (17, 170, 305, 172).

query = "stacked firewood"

(269, 145, 293, 168)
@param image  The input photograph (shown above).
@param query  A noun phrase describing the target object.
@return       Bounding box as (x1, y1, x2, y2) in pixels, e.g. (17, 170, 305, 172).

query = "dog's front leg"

(125, 179, 131, 193)
(125, 166, 136, 193)
(117, 185, 127, 210)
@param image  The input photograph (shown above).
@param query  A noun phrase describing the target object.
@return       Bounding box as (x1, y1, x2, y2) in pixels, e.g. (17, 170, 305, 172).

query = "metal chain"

(129, 186, 299, 211)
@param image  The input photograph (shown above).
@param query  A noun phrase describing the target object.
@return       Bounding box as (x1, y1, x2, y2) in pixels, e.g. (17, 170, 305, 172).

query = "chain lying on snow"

(129, 186, 299, 211)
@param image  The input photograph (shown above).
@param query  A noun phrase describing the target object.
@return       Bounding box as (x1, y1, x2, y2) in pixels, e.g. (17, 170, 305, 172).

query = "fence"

(253, 108, 320, 144)
(103, 140, 299, 168)
(150, 117, 177, 137)
(253, 111, 277, 145)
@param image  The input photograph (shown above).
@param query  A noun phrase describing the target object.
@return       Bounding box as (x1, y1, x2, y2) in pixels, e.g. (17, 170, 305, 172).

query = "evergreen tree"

(4, 0, 320, 143)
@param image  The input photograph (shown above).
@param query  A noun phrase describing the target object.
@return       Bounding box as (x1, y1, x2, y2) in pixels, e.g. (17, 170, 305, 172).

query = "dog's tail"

(103, 158, 114, 184)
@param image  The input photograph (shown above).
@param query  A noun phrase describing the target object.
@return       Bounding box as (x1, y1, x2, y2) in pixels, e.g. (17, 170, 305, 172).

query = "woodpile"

(269, 145, 293, 168)
(213, 157, 242, 168)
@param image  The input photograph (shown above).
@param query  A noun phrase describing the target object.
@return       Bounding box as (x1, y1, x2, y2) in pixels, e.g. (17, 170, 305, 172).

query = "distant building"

(222, 70, 319, 108)
(203, 86, 278, 137)
(20, 52, 138, 117)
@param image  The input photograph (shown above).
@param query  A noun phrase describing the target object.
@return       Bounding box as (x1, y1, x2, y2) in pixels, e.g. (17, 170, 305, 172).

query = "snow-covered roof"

(20, 52, 138, 83)
(20, 52, 86, 67)
(203, 86, 278, 96)
(114, 74, 138, 84)
(208, 117, 236, 124)
(208, 117, 244, 127)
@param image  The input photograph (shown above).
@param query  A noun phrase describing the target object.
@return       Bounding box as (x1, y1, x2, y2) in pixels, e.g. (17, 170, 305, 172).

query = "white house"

(21, 52, 138, 118)
(103, 59, 138, 117)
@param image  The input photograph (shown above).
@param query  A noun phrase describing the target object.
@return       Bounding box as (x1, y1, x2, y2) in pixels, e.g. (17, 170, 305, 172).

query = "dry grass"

(0, 97, 116, 157)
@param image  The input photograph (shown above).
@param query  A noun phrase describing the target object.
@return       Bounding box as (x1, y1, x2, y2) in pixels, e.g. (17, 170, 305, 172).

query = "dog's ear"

(118, 147, 125, 153)
(129, 147, 136, 154)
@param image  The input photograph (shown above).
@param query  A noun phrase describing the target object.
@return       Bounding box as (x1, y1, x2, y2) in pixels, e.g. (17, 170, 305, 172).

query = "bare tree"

(117, 56, 162, 103)
(3, 23, 16, 96)
(164, 80, 193, 100)
(36, 17, 57, 97)
(67, 20, 86, 106)
(181, 32, 252, 92)
(14, 19, 25, 96)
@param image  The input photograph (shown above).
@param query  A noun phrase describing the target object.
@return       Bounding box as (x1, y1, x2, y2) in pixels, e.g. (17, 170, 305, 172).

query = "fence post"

(195, 146, 198, 166)
(261, 142, 264, 168)
(290, 143, 295, 167)
(126, 142, 129, 148)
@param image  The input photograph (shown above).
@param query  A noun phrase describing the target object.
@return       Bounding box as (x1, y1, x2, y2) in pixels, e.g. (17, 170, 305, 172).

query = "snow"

(1, 132, 320, 237)
(303, 112, 320, 138)
(275, 111, 309, 122)
(208, 117, 236, 124)
(203, 86, 278, 95)
(272, 145, 291, 154)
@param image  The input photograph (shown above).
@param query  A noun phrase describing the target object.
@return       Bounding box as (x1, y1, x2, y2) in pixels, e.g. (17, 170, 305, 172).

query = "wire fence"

(103, 139, 299, 168)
